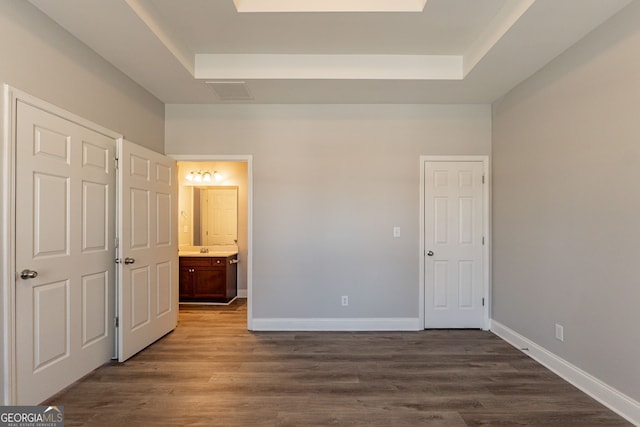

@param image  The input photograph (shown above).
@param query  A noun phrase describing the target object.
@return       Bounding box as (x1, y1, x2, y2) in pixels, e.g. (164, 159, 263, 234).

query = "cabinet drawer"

(211, 257, 226, 267)
(179, 257, 211, 267)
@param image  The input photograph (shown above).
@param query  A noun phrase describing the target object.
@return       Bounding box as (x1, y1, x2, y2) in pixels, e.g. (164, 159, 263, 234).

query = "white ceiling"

(29, 0, 632, 104)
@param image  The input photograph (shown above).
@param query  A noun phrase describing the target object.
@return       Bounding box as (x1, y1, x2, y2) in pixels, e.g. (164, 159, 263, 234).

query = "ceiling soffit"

(27, 0, 634, 103)
(126, 0, 533, 81)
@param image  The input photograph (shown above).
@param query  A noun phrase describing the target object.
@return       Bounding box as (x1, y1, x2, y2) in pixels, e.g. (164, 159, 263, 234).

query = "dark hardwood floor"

(46, 299, 629, 426)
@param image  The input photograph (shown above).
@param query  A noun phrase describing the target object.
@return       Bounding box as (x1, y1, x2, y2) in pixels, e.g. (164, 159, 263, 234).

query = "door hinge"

(115, 317, 119, 328)
(114, 157, 119, 170)
(482, 236, 485, 245)
(114, 237, 119, 248)
(482, 298, 485, 307)
(482, 175, 485, 184)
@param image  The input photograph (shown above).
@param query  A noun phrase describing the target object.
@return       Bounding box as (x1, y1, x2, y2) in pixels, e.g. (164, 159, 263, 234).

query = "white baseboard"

(237, 289, 247, 298)
(491, 319, 640, 426)
(251, 317, 421, 331)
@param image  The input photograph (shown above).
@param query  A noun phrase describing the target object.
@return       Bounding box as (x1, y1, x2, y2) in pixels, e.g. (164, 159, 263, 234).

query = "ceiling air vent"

(205, 81, 253, 101)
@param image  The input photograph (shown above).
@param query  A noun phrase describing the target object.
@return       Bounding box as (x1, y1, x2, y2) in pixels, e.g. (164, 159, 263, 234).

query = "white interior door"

(15, 101, 116, 404)
(117, 140, 178, 362)
(424, 161, 485, 328)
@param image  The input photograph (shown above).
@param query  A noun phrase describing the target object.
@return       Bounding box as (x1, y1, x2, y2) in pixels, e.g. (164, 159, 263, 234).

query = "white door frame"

(419, 155, 491, 330)
(0, 85, 122, 404)
(168, 154, 254, 330)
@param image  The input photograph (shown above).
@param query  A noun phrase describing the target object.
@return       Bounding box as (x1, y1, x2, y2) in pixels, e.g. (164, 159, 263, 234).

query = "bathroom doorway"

(172, 156, 253, 329)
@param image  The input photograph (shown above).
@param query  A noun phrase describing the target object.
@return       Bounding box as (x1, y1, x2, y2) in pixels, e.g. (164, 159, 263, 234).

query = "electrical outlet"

(393, 226, 401, 238)
(555, 324, 564, 342)
(341, 295, 349, 306)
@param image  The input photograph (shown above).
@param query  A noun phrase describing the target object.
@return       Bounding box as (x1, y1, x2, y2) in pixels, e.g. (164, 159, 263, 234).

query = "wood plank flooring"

(46, 299, 629, 426)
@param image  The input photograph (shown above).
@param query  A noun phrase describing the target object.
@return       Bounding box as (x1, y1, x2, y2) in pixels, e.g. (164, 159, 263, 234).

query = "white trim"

(419, 155, 490, 330)
(1, 86, 123, 405)
(252, 317, 422, 332)
(168, 154, 254, 330)
(237, 289, 248, 298)
(491, 320, 640, 425)
(1, 85, 16, 405)
(6, 89, 121, 140)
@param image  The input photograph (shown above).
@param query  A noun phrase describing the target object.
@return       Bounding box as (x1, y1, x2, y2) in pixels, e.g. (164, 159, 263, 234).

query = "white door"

(15, 101, 116, 404)
(117, 140, 178, 362)
(424, 161, 485, 328)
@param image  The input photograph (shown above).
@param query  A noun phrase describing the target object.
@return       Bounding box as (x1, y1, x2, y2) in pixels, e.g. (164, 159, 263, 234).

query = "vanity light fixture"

(186, 170, 220, 183)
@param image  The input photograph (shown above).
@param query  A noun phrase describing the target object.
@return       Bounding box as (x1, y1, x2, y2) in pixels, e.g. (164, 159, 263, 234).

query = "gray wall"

(0, 0, 165, 404)
(492, 2, 640, 403)
(166, 104, 491, 319)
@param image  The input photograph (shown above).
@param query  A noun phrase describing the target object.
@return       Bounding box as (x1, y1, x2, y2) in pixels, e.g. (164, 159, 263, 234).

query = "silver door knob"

(20, 269, 38, 279)
(124, 257, 136, 265)
(427, 251, 434, 257)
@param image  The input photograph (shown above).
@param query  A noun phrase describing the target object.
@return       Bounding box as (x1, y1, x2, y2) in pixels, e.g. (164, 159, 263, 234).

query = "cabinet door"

(179, 267, 193, 300)
(192, 268, 226, 299)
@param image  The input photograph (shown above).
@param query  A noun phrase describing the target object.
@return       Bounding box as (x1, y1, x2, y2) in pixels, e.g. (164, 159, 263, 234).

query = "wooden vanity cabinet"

(179, 255, 237, 302)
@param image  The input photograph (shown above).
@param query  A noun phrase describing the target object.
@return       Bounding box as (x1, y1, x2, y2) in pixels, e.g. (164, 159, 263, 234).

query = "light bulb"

(194, 172, 202, 182)
(186, 171, 195, 181)
(203, 172, 212, 182)
(213, 171, 223, 181)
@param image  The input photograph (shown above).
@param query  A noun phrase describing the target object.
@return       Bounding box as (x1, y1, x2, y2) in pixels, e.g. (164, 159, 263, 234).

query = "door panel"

(33, 280, 68, 370)
(82, 182, 108, 251)
(81, 272, 109, 346)
(16, 101, 115, 404)
(425, 161, 484, 328)
(156, 262, 172, 315)
(118, 140, 178, 362)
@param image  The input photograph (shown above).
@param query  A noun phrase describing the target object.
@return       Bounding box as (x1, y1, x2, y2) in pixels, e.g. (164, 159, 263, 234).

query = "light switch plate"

(393, 226, 401, 238)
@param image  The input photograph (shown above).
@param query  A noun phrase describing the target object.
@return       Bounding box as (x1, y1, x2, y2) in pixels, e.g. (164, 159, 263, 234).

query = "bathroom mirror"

(192, 186, 238, 246)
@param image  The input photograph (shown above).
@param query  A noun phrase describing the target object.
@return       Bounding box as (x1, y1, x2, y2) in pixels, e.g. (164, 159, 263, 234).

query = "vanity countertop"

(179, 250, 238, 258)
(179, 245, 238, 258)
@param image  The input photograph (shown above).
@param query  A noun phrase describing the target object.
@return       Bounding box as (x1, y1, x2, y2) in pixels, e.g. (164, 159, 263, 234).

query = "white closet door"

(424, 161, 485, 328)
(117, 139, 178, 362)
(15, 100, 116, 404)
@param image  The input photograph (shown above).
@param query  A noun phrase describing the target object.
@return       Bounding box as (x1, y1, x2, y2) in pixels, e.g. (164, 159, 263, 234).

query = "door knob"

(20, 269, 38, 279)
(427, 251, 434, 257)
(124, 257, 136, 265)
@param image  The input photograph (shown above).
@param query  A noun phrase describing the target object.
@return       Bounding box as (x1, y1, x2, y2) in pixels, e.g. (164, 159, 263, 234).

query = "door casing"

(169, 154, 254, 330)
(419, 155, 491, 330)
